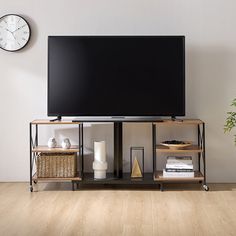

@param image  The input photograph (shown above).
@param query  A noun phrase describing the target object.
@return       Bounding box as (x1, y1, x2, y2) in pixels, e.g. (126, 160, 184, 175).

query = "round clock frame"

(0, 14, 31, 52)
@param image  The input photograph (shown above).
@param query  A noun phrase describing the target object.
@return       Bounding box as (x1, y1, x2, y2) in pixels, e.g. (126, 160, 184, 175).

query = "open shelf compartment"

(32, 172, 82, 182)
(153, 171, 204, 182)
(79, 173, 156, 185)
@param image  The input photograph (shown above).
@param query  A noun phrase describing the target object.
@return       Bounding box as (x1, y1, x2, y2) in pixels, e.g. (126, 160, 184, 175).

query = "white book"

(163, 170, 194, 178)
(167, 156, 193, 165)
(166, 163, 193, 169)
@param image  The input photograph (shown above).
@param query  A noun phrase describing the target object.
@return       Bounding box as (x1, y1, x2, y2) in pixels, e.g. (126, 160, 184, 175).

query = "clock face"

(0, 14, 31, 52)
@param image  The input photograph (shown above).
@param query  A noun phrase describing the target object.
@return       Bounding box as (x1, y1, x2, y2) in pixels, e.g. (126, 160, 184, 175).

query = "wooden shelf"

(32, 145, 79, 153)
(153, 171, 204, 182)
(33, 173, 82, 182)
(80, 173, 156, 185)
(31, 119, 81, 125)
(33, 172, 158, 185)
(156, 145, 202, 153)
(31, 119, 203, 125)
(153, 119, 204, 125)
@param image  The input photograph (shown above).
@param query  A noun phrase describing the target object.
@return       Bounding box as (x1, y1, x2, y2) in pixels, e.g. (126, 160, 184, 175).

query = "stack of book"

(163, 156, 194, 178)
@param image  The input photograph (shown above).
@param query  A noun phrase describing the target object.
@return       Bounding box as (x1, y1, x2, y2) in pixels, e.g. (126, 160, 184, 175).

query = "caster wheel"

(203, 185, 209, 191)
(30, 186, 33, 192)
(160, 184, 164, 192)
(72, 183, 75, 191)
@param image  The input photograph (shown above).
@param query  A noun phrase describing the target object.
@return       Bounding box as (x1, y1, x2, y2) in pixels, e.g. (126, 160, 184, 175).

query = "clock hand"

(4, 28, 16, 40)
(12, 24, 26, 33)
(11, 32, 16, 40)
(5, 28, 13, 33)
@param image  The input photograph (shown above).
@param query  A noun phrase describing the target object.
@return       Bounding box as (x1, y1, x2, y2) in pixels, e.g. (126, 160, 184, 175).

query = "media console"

(29, 119, 209, 192)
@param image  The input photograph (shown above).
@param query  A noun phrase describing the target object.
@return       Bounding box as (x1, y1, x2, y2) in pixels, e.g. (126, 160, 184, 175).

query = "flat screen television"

(48, 36, 185, 120)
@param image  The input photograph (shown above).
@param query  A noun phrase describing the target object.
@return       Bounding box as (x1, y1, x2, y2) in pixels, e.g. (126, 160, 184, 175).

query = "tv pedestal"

(29, 119, 209, 191)
(49, 116, 62, 122)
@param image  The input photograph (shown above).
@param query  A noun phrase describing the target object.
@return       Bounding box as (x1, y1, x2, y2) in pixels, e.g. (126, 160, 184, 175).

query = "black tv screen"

(48, 36, 185, 118)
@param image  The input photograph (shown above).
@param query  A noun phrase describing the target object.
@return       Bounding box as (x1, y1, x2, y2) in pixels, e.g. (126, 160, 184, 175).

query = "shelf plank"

(32, 145, 79, 153)
(80, 173, 156, 185)
(33, 173, 82, 182)
(31, 119, 204, 125)
(154, 171, 204, 182)
(156, 145, 202, 153)
(31, 119, 81, 125)
(153, 119, 204, 125)
(33, 173, 155, 184)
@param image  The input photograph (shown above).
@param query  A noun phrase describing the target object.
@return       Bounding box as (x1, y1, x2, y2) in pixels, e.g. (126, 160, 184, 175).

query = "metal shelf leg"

(29, 123, 33, 192)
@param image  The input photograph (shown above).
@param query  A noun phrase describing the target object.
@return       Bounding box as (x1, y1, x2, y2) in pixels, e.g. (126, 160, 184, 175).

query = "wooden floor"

(1, 183, 236, 236)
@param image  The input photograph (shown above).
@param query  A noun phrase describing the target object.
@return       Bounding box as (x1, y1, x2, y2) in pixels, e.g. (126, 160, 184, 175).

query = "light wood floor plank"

(0, 183, 236, 236)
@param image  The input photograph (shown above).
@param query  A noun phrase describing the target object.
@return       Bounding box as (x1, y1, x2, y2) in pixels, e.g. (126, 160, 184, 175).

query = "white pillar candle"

(93, 141, 108, 179)
(94, 141, 106, 162)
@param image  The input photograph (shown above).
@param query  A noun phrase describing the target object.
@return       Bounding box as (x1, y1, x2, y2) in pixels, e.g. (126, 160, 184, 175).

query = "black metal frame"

(29, 121, 128, 191)
(30, 119, 208, 191)
(76, 121, 157, 188)
(29, 122, 83, 192)
(114, 122, 123, 178)
(73, 123, 84, 190)
(197, 123, 207, 187)
(29, 123, 32, 192)
(152, 121, 208, 191)
(29, 123, 39, 192)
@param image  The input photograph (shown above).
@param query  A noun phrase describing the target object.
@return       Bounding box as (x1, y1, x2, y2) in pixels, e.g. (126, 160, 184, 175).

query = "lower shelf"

(154, 171, 204, 182)
(79, 173, 156, 185)
(32, 171, 204, 185)
(32, 173, 82, 182)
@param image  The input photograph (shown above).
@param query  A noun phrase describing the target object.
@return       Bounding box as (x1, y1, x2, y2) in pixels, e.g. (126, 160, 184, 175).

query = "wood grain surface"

(0, 183, 236, 236)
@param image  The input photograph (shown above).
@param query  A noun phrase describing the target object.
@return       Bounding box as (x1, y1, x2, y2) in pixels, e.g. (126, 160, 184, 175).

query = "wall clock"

(0, 14, 31, 52)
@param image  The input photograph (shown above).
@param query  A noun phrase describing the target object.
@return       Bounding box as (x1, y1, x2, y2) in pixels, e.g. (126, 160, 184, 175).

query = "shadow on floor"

(31, 182, 233, 192)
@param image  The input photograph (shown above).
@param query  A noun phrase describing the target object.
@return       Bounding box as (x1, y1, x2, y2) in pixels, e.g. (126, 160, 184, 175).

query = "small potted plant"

(224, 98, 236, 144)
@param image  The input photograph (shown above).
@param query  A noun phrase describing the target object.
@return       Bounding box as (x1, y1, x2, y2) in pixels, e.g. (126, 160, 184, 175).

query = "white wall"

(0, 0, 236, 182)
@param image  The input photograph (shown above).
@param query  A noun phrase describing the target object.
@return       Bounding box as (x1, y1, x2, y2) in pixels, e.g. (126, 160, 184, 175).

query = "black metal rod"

(142, 148, 144, 175)
(130, 147, 132, 174)
(152, 124, 156, 173)
(29, 123, 32, 190)
(160, 183, 163, 191)
(203, 123, 206, 185)
(114, 122, 123, 178)
(35, 124, 38, 147)
(78, 124, 81, 172)
(81, 123, 84, 175)
(79, 124, 83, 176)
(197, 124, 201, 172)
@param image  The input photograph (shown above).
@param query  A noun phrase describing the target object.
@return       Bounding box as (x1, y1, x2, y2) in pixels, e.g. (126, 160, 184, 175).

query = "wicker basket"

(36, 153, 77, 178)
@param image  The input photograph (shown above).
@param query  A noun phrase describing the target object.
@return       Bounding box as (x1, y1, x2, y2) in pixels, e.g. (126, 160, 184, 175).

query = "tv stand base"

(50, 116, 62, 122)
(171, 116, 183, 122)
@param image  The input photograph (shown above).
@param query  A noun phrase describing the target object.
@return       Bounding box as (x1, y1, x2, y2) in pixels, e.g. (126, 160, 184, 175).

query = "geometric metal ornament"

(131, 157, 143, 178)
